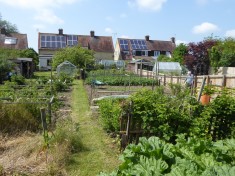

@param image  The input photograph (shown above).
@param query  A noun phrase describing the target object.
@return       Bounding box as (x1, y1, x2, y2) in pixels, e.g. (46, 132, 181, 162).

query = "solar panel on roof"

(130, 39, 148, 51)
(40, 35, 67, 48)
(120, 39, 129, 50)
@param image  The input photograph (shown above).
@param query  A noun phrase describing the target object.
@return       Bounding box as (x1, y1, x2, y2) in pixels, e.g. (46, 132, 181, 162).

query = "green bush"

(193, 89, 235, 140)
(125, 87, 200, 142)
(98, 98, 123, 132)
(58, 72, 74, 85)
(11, 74, 26, 85)
(53, 79, 68, 92)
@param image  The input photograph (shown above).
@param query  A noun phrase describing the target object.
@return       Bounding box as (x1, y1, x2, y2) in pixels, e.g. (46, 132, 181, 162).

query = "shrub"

(193, 89, 235, 140)
(98, 98, 123, 132)
(11, 74, 26, 85)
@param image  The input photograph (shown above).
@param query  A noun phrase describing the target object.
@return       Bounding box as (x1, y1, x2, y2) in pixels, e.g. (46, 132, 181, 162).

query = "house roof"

(146, 40, 175, 52)
(117, 37, 175, 52)
(38, 30, 114, 53)
(78, 35, 114, 53)
(0, 33, 28, 50)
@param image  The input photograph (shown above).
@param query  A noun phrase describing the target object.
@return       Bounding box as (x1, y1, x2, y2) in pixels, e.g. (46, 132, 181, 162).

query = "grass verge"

(67, 80, 120, 176)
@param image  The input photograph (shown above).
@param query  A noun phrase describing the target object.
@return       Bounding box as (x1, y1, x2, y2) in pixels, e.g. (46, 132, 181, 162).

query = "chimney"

(58, 28, 63, 35)
(145, 35, 150, 41)
(90, 30, 95, 37)
(1, 28, 6, 35)
(171, 37, 175, 44)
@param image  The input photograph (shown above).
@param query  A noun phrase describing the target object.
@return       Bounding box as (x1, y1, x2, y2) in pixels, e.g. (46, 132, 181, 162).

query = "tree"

(0, 13, 19, 33)
(157, 55, 172, 62)
(0, 48, 19, 60)
(19, 48, 39, 66)
(172, 43, 187, 65)
(52, 46, 95, 70)
(184, 39, 217, 75)
(209, 37, 235, 72)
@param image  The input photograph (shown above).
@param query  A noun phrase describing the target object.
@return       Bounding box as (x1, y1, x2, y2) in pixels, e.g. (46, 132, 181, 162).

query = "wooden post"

(206, 75, 210, 85)
(47, 95, 54, 124)
(40, 108, 48, 133)
(126, 101, 133, 144)
(197, 76, 206, 102)
(222, 75, 226, 87)
(164, 75, 166, 86)
(48, 103, 51, 124)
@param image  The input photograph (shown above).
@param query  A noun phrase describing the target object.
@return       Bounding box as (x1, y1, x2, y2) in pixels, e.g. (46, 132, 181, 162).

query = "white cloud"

(0, 0, 80, 9)
(105, 27, 113, 34)
(34, 9, 64, 25)
(192, 22, 219, 34)
(128, 0, 167, 11)
(0, 0, 81, 26)
(176, 40, 188, 45)
(225, 29, 235, 38)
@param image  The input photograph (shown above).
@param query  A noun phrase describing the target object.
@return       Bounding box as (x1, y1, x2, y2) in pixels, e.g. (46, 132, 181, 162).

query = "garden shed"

(56, 61, 77, 76)
(152, 62, 182, 75)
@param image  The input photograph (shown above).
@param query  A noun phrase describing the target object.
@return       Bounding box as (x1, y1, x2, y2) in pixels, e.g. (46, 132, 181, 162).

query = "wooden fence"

(137, 69, 235, 89)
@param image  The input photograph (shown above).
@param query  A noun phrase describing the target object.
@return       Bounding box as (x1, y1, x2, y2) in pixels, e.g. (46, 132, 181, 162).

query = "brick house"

(38, 29, 114, 70)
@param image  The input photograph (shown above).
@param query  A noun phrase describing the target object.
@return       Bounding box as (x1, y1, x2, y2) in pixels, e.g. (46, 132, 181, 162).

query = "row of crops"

(96, 84, 235, 175)
(85, 69, 159, 86)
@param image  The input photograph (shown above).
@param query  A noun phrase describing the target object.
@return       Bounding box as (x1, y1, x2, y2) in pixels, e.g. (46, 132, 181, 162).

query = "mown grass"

(67, 80, 120, 176)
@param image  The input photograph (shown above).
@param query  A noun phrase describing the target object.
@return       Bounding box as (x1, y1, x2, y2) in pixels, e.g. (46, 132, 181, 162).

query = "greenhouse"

(56, 61, 77, 76)
(152, 62, 182, 75)
(99, 60, 125, 69)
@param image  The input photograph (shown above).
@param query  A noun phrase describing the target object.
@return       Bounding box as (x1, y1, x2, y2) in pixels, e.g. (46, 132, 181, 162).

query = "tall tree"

(52, 46, 95, 69)
(0, 13, 19, 33)
(19, 48, 39, 66)
(184, 39, 217, 75)
(172, 43, 187, 65)
(209, 37, 235, 72)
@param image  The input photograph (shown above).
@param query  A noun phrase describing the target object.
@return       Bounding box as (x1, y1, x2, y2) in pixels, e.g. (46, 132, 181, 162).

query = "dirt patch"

(0, 89, 73, 175)
(0, 132, 47, 175)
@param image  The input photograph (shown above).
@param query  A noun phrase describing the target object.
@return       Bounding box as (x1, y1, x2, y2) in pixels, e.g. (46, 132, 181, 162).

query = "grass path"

(67, 80, 120, 176)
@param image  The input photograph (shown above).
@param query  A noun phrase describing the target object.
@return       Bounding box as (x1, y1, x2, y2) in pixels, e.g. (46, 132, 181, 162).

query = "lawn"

(66, 80, 120, 175)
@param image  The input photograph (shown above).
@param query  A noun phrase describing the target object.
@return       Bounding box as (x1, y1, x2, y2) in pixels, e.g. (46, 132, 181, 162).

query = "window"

(132, 50, 136, 56)
(67, 35, 78, 46)
(141, 51, 148, 56)
(4, 37, 17, 44)
(154, 51, 160, 57)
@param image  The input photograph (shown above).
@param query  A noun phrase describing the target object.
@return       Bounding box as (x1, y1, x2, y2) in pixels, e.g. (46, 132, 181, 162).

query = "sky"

(1, 0, 235, 52)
